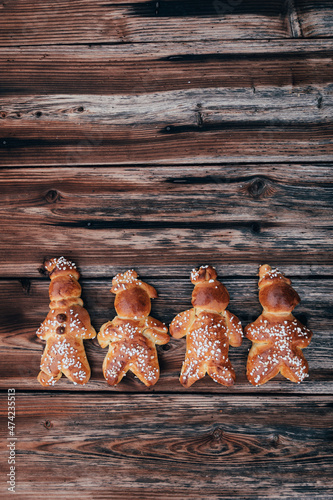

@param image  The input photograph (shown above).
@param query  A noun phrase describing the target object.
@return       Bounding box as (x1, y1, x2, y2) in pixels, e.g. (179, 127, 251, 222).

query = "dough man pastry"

(36, 256, 96, 386)
(245, 264, 313, 386)
(170, 265, 243, 387)
(98, 270, 169, 386)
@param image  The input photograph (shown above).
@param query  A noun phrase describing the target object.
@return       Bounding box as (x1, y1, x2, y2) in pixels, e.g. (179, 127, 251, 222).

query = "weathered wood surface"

(0, 165, 332, 277)
(0, 394, 332, 499)
(0, 277, 331, 393)
(1, 1, 333, 497)
(2, 40, 332, 96)
(296, 0, 333, 37)
(1, 0, 332, 46)
(1, 41, 333, 165)
(0, 0, 294, 46)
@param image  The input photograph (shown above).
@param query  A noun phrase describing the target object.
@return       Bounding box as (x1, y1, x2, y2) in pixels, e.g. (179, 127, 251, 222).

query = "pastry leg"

(207, 361, 236, 386)
(180, 358, 206, 388)
(130, 358, 160, 387)
(103, 345, 128, 386)
(38, 348, 62, 386)
(280, 348, 309, 383)
(247, 347, 280, 386)
(37, 370, 62, 387)
(64, 362, 91, 386)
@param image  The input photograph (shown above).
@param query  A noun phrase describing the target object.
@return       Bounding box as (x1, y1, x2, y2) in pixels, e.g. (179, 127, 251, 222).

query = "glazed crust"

(36, 257, 96, 386)
(169, 266, 243, 388)
(98, 270, 169, 387)
(245, 265, 313, 386)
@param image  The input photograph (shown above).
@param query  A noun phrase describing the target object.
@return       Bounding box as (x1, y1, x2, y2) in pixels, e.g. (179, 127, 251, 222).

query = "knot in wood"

(248, 178, 267, 199)
(271, 433, 280, 447)
(45, 190, 60, 204)
(213, 428, 223, 441)
(43, 420, 53, 430)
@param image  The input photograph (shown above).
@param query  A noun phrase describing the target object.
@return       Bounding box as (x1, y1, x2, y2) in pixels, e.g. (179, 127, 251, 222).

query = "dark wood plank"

(2, 121, 333, 165)
(3, 225, 332, 272)
(0, 277, 331, 393)
(296, 0, 333, 37)
(0, 393, 331, 498)
(1, 41, 333, 97)
(0, 0, 292, 47)
(1, 42, 332, 165)
(0, 165, 332, 277)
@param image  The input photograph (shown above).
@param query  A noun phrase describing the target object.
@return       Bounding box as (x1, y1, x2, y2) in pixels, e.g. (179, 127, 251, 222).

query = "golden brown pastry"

(98, 270, 169, 386)
(169, 265, 243, 387)
(36, 256, 96, 386)
(245, 264, 313, 386)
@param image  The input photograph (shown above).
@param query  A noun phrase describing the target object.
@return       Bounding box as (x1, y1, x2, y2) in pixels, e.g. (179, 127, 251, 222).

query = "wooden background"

(0, 1, 333, 498)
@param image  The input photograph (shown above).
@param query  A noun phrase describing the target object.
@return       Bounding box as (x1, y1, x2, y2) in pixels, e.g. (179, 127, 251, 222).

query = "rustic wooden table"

(1, 1, 333, 498)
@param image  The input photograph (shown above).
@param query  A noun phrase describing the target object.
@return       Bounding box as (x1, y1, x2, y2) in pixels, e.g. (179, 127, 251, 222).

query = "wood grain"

(296, 0, 333, 37)
(0, 393, 332, 499)
(1, 1, 333, 498)
(0, 277, 331, 393)
(2, 41, 333, 96)
(2, 121, 333, 165)
(1, 41, 332, 165)
(0, 165, 332, 277)
(0, 0, 292, 47)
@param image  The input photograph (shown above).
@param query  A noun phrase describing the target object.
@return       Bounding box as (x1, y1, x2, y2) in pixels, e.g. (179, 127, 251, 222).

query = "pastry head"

(45, 257, 82, 306)
(45, 256, 80, 280)
(258, 264, 300, 313)
(111, 270, 157, 319)
(191, 265, 230, 313)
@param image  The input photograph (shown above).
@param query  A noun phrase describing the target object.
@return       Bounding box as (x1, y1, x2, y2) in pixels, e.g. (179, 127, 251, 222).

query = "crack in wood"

(286, 0, 303, 38)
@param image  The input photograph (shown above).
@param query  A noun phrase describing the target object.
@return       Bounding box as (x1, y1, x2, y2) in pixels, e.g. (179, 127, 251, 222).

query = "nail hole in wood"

(43, 420, 53, 430)
(251, 222, 261, 234)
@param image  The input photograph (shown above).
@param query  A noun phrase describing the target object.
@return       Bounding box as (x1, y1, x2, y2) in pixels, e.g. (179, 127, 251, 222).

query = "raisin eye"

(56, 326, 65, 335)
(56, 313, 67, 323)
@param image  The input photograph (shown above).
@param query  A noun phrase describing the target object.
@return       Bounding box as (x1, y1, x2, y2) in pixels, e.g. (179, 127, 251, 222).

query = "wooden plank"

(0, 0, 292, 47)
(1, 42, 332, 165)
(0, 393, 332, 498)
(2, 121, 333, 165)
(0, 277, 331, 393)
(2, 87, 332, 126)
(1, 224, 332, 276)
(1, 42, 333, 97)
(296, 0, 333, 37)
(0, 165, 332, 277)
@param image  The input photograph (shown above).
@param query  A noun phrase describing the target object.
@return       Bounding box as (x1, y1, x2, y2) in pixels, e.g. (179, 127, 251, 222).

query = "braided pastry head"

(258, 264, 300, 313)
(111, 269, 157, 319)
(44, 257, 82, 308)
(190, 265, 230, 313)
